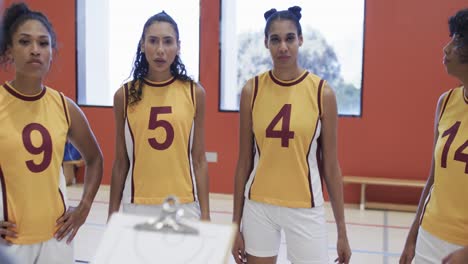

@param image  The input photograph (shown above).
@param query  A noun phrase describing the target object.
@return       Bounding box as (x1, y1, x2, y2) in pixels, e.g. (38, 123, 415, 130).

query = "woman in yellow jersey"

(232, 6, 351, 264)
(108, 11, 210, 221)
(0, 3, 103, 264)
(400, 8, 468, 264)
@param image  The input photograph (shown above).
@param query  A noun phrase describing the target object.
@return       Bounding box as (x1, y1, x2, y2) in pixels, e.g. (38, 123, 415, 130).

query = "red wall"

(2, 0, 466, 204)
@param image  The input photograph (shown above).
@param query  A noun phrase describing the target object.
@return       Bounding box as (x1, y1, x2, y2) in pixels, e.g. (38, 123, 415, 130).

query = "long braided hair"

(128, 11, 191, 105)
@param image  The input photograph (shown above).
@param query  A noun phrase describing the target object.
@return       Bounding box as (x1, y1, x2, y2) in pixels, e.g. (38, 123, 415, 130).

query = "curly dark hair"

(449, 8, 468, 62)
(264, 6, 303, 39)
(0, 2, 56, 66)
(128, 11, 191, 105)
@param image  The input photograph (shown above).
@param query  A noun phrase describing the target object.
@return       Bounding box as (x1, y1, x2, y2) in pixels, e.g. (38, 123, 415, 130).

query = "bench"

(343, 176, 426, 211)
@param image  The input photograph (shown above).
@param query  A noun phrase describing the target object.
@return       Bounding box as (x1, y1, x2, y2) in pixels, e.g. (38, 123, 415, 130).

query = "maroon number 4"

(22, 123, 53, 173)
(266, 104, 295, 147)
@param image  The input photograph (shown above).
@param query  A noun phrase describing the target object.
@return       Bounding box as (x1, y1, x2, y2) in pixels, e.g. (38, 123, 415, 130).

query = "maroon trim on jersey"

(124, 83, 129, 119)
(251, 77, 259, 110)
(0, 168, 8, 239)
(123, 82, 135, 203)
(143, 77, 176, 87)
(418, 185, 433, 226)
(248, 77, 260, 199)
(58, 188, 66, 217)
(127, 119, 137, 203)
(306, 118, 321, 208)
(316, 137, 325, 193)
(268, 71, 309, 87)
(3, 82, 46, 101)
(187, 123, 196, 202)
(59, 93, 70, 126)
(439, 89, 454, 121)
(317, 79, 325, 117)
(190, 81, 195, 107)
(462, 88, 468, 104)
(247, 135, 260, 200)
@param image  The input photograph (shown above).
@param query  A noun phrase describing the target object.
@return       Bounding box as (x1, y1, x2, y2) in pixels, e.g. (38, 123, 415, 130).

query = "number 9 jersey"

(0, 82, 70, 244)
(121, 78, 197, 205)
(245, 70, 325, 208)
(421, 86, 468, 245)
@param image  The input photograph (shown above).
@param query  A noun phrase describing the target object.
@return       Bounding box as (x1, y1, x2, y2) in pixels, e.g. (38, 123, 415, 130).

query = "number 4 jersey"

(0, 82, 69, 244)
(122, 78, 197, 205)
(245, 70, 325, 208)
(421, 86, 468, 245)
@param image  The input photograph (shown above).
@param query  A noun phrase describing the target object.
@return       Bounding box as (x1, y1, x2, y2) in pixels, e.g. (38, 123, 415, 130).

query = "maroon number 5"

(22, 123, 53, 173)
(441, 121, 468, 174)
(266, 104, 295, 147)
(147, 106, 174, 150)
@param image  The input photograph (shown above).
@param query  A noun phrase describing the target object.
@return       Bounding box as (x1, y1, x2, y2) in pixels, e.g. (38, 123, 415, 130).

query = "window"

(220, 0, 365, 116)
(77, 0, 200, 106)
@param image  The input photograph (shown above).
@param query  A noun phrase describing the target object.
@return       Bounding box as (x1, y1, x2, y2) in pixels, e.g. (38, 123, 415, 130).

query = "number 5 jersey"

(0, 82, 69, 244)
(121, 78, 197, 205)
(421, 86, 468, 245)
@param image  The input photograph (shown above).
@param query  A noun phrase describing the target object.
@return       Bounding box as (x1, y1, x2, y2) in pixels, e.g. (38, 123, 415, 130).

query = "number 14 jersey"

(421, 86, 468, 245)
(245, 70, 325, 208)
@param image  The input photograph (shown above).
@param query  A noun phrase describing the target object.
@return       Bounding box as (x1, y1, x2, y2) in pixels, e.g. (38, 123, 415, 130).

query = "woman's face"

(443, 34, 468, 78)
(141, 21, 180, 80)
(265, 19, 303, 69)
(7, 19, 52, 79)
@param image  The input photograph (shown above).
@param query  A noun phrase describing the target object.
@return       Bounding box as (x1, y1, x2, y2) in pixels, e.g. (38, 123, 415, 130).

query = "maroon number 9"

(22, 123, 53, 173)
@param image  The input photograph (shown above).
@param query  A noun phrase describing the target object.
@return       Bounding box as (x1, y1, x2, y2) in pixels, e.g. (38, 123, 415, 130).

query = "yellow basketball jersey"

(122, 78, 197, 205)
(245, 70, 325, 208)
(0, 82, 69, 244)
(421, 86, 468, 245)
